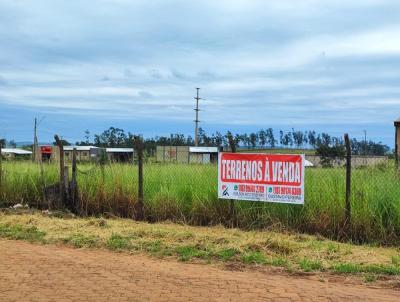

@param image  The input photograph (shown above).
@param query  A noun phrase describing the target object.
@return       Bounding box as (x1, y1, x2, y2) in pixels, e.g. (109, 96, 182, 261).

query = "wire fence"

(0, 145, 400, 244)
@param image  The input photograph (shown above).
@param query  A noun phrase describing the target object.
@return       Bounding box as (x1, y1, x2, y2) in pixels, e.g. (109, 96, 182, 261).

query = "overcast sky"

(1, 0, 399, 145)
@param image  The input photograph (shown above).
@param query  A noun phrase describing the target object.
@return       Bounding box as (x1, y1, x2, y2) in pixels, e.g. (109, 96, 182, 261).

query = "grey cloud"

(0, 0, 400, 144)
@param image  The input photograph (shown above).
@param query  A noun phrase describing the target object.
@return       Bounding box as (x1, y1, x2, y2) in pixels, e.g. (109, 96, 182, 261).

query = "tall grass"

(1, 161, 400, 245)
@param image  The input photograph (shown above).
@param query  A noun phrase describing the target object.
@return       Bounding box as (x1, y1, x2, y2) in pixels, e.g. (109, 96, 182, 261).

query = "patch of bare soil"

(0, 240, 398, 302)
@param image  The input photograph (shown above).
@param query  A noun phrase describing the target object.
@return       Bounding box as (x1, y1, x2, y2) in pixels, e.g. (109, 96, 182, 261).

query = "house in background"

(106, 148, 134, 162)
(188, 147, 218, 164)
(156, 146, 218, 164)
(35, 145, 99, 162)
(39, 146, 52, 161)
(62, 146, 99, 162)
(1, 148, 32, 160)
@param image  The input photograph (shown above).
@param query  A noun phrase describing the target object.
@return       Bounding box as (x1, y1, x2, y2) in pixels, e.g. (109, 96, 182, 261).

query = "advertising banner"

(218, 153, 305, 204)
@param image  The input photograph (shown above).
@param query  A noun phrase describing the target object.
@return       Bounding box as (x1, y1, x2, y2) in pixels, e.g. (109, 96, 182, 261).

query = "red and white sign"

(218, 153, 305, 204)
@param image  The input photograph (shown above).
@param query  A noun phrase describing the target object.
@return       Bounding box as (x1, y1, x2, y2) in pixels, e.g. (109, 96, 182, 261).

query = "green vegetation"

(0, 223, 46, 242)
(1, 212, 400, 280)
(1, 161, 400, 244)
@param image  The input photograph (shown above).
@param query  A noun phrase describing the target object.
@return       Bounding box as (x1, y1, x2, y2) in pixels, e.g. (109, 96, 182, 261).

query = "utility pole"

(33, 118, 38, 162)
(364, 130, 367, 166)
(364, 130, 367, 155)
(194, 88, 201, 146)
(32, 116, 45, 162)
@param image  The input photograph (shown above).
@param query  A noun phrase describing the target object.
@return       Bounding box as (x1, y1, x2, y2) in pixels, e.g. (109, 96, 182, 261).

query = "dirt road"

(0, 240, 398, 301)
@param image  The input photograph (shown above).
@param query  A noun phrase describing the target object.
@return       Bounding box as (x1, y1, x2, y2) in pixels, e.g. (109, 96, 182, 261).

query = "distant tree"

(84, 130, 90, 144)
(316, 134, 322, 146)
(316, 144, 345, 167)
(214, 131, 224, 147)
(291, 129, 304, 148)
(242, 133, 251, 148)
(225, 131, 239, 148)
(350, 138, 389, 156)
(94, 127, 127, 147)
(170, 133, 186, 146)
(0, 139, 5, 148)
(233, 133, 241, 147)
(307, 131, 317, 148)
(282, 132, 293, 147)
(321, 133, 331, 146)
(303, 131, 309, 145)
(76, 130, 92, 146)
(258, 130, 267, 147)
(266, 128, 276, 148)
(186, 135, 194, 146)
(7, 140, 17, 148)
(279, 130, 284, 146)
(249, 132, 258, 149)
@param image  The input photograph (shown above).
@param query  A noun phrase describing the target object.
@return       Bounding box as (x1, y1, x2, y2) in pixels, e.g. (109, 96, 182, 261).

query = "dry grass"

(1, 211, 399, 277)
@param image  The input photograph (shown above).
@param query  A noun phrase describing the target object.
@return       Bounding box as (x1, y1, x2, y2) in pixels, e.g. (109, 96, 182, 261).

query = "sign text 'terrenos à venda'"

(218, 153, 305, 204)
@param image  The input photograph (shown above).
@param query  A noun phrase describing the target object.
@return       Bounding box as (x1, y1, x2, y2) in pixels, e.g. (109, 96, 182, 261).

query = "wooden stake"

(344, 133, 351, 232)
(54, 135, 67, 208)
(70, 147, 78, 213)
(133, 136, 144, 220)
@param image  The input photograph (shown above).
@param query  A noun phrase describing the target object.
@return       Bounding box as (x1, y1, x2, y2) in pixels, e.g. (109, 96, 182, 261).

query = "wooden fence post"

(344, 133, 351, 232)
(395, 126, 399, 170)
(133, 136, 144, 220)
(227, 132, 236, 227)
(54, 135, 68, 208)
(0, 143, 2, 198)
(70, 147, 78, 213)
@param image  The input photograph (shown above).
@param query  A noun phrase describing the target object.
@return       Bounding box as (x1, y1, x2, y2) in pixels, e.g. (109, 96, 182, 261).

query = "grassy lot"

(1, 161, 400, 244)
(0, 211, 400, 281)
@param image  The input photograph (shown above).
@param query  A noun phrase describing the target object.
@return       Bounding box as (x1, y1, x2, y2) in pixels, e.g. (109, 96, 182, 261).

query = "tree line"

(73, 127, 390, 156)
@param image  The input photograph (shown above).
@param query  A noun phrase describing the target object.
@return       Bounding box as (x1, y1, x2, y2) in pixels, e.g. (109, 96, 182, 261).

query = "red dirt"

(0, 240, 398, 301)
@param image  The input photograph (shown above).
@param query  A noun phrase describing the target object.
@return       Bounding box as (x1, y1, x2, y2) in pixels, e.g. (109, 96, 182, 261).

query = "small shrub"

(299, 258, 323, 272)
(391, 255, 400, 266)
(64, 233, 100, 248)
(269, 257, 288, 267)
(216, 248, 239, 261)
(0, 224, 46, 242)
(333, 263, 400, 275)
(106, 234, 132, 250)
(241, 251, 266, 264)
(175, 246, 210, 261)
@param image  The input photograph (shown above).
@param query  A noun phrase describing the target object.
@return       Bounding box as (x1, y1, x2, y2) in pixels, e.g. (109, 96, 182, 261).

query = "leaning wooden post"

(133, 136, 144, 220)
(227, 132, 236, 227)
(54, 135, 67, 208)
(344, 133, 352, 232)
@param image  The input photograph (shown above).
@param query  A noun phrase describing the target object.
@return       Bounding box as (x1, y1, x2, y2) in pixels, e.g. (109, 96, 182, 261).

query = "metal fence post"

(134, 136, 144, 220)
(344, 133, 351, 232)
(227, 132, 236, 227)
